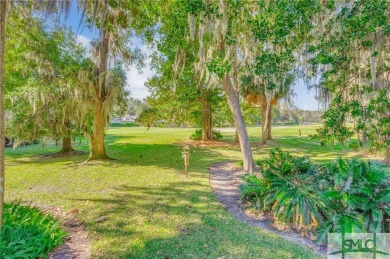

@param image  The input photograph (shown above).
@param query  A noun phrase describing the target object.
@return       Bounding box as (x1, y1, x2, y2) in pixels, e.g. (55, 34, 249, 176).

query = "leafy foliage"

(242, 148, 327, 230)
(0, 202, 66, 258)
(4, 9, 92, 148)
(242, 148, 390, 243)
(189, 128, 222, 141)
(309, 0, 390, 157)
(136, 108, 159, 130)
(311, 96, 354, 147)
(317, 158, 390, 241)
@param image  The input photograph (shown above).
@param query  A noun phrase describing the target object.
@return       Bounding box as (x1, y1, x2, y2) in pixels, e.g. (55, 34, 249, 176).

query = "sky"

(63, 1, 319, 111)
(292, 80, 319, 110)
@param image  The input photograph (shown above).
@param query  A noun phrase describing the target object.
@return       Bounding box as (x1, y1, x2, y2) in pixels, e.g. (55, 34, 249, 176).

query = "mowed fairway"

(5, 125, 352, 258)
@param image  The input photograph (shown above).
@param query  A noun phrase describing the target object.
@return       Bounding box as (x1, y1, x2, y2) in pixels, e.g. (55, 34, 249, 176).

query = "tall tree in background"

(148, 0, 219, 141)
(243, 74, 295, 143)
(78, 0, 154, 160)
(0, 0, 153, 225)
(184, 0, 319, 171)
(242, 0, 319, 144)
(36, 0, 154, 160)
(146, 74, 203, 128)
(5, 12, 92, 154)
(185, 0, 257, 172)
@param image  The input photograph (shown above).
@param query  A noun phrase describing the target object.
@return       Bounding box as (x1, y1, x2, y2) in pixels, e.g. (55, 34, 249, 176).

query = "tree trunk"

(357, 130, 361, 148)
(261, 106, 273, 143)
(363, 132, 368, 146)
(261, 107, 273, 143)
(261, 95, 273, 144)
(0, 0, 8, 230)
(384, 146, 390, 166)
(206, 96, 212, 140)
(266, 104, 272, 140)
(261, 107, 266, 144)
(61, 118, 74, 154)
(223, 75, 256, 173)
(88, 104, 109, 160)
(61, 136, 74, 154)
(200, 84, 213, 141)
(88, 23, 110, 161)
(235, 129, 239, 143)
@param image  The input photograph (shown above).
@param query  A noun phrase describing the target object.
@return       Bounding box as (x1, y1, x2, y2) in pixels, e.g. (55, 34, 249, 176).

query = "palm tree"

(242, 74, 295, 144)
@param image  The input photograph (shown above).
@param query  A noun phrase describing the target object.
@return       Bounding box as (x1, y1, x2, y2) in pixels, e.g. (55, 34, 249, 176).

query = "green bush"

(0, 202, 66, 258)
(348, 139, 361, 150)
(110, 121, 139, 127)
(317, 158, 390, 242)
(190, 129, 223, 140)
(213, 130, 223, 140)
(243, 148, 327, 230)
(241, 148, 390, 243)
(189, 129, 202, 140)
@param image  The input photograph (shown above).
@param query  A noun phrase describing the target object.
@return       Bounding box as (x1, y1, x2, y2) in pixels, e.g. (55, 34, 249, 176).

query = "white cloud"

(76, 35, 92, 51)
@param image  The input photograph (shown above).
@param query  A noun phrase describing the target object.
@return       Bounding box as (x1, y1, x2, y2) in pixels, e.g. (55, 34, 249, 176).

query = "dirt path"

(209, 162, 327, 257)
(36, 205, 91, 259)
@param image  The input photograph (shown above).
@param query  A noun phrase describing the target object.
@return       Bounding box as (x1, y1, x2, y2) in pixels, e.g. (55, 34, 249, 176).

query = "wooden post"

(182, 146, 190, 177)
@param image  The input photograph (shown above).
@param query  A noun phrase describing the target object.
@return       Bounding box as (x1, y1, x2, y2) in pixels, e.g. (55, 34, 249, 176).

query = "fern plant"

(241, 148, 390, 244)
(0, 202, 66, 258)
(243, 148, 328, 229)
(317, 158, 390, 241)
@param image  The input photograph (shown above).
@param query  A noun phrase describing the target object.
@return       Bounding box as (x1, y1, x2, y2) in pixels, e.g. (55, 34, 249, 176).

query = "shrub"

(0, 202, 66, 258)
(110, 121, 139, 127)
(190, 129, 202, 140)
(241, 148, 390, 243)
(190, 129, 223, 140)
(213, 130, 223, 140)
(348, 139, 361, 150)
(316, 158, 390, 242)
(243, 148, 327, 230)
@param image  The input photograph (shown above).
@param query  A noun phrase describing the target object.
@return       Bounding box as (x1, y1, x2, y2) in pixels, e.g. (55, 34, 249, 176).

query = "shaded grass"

(4, 125, 363, 258)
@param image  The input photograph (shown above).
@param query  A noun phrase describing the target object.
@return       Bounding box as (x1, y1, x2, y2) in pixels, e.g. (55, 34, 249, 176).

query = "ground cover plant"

(0, 202, 66, 258)
(241, 147, 390, 244)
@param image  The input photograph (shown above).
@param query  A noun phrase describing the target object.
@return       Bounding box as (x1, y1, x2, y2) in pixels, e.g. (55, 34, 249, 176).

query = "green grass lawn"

(5, 125, 361, 258)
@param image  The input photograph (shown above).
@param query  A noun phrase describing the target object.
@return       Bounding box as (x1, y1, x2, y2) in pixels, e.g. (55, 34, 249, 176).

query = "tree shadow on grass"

(70, 182, 318, 258)
(77, 144, 222, 173)
(6, 132, 320, 258)
(5, 132, 229, 172)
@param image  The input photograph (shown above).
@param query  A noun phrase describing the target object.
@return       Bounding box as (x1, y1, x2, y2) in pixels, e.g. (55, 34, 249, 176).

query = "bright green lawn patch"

(1, 202, 66, 258)
(4, 125, 356, 258)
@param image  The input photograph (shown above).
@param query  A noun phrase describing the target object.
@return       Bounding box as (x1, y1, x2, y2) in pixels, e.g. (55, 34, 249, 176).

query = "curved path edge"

(209, 162, 327, 257)
(34, 204, 91, 259)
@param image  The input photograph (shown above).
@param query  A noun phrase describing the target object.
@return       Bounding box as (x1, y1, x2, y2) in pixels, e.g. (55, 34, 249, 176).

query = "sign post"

(182, 145, 190, 177)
